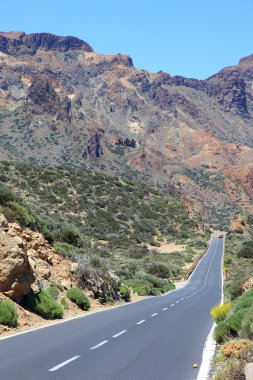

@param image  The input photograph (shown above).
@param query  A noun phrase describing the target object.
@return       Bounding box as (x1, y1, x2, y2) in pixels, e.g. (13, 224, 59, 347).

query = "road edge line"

(196, 237, 225, 380)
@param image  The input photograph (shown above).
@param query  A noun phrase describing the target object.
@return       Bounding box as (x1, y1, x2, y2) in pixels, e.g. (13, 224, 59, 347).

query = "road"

(0, 237, 224, 380)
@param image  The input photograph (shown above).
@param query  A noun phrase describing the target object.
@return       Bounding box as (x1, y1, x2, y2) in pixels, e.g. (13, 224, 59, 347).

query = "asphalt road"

(0, 237, 224, 380)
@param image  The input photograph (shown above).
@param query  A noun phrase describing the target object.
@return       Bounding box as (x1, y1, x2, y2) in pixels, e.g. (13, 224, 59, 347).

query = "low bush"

(211, 303, 231, 323)
(46, 284, 60, 300)
(214, 321, 232, 344)
(25, 291, 63, 319)
(0, 300, 18, 327)
(240, 306, 253, 339)
(66, 288, 90, 310)
(237, 241, 253, 258)
(119, 285, 131, 302)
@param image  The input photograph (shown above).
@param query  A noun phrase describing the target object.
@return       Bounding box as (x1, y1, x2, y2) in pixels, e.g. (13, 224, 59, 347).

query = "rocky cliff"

(0, 32, 252, 224)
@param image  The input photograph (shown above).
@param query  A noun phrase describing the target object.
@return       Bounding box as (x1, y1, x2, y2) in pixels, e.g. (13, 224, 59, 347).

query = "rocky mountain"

(0, 32, 252, 225)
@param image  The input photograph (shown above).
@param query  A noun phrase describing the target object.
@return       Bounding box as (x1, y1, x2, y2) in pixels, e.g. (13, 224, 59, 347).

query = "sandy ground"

(147, 241, 186, 254)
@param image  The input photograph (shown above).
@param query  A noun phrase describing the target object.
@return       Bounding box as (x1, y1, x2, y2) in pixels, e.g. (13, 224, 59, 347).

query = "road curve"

(0, 237, 224, 380)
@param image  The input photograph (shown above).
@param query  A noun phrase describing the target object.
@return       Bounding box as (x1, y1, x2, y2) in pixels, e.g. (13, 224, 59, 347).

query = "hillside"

(0, 32, 252, 226)
(0, 161, 206, 298)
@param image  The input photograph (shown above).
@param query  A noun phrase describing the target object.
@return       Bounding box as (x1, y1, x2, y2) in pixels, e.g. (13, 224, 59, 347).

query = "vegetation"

(0, 300, 18, 327)
(211, 303, 231, 323)
(119, 285, 131, 302)
(25, 291, 64, 319)
(0, 161, 205, 299)
(212, 217, 253, 379)
(66, 288, 91, 310)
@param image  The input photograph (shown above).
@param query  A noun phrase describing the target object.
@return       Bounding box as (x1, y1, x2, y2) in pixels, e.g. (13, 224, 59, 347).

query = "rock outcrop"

(0, 216, 34, 302)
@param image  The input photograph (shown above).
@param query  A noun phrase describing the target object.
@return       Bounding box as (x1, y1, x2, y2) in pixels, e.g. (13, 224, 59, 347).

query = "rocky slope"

(0, 32, 252, 225)
(0, 212, 123, 334)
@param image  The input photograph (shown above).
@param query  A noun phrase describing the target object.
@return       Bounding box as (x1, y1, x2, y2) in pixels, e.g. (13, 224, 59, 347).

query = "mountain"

(0, 32, 252, 226)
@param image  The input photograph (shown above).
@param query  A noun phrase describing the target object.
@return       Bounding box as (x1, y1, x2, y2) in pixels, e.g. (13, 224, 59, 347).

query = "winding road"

(0, 236, 224, 380)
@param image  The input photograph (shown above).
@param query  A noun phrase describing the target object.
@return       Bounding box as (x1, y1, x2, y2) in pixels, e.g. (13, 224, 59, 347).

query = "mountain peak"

(0, 31, 93, 56)
(239, 53, 253, 65)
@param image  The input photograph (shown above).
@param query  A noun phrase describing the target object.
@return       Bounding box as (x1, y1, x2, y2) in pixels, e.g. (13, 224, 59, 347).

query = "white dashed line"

(162, 307, 168, 311)
(136, 320, 145, 325)
(176, 301, 179, 304)
(48, 356, 80, 371)
(180, 298, 184, 300)
(170, 304, 175, 307)
(112, 330, 127, 338)
(90, 340, 108, 350)
(151, 313, 158, 317)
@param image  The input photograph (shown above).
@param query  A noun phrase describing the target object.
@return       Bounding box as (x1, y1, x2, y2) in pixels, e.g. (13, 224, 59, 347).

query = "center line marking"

(90, 340, 108, 350)
(162, 307, 168, 310)
(151, 313, 158, 317)
(176, 301, 179, 303)
(112, 330, 127, 338)
(48, 356, 80, 372)
(180, 298, 184, 300)
(170, 304, 175, 306)
(136, 320, 145, 325)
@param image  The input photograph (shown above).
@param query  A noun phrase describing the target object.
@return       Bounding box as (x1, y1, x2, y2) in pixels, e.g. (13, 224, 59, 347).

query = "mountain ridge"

(0, 32, 252, 225)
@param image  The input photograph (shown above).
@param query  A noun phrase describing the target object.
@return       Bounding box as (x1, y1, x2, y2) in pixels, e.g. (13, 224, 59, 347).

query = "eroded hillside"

(0, 32, 252, 225)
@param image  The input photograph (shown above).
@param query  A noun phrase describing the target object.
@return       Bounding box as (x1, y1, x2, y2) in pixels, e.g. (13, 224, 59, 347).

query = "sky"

(1, 0, 253, 79)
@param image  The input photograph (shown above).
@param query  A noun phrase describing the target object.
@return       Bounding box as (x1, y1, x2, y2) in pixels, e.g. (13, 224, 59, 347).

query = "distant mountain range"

(0, 32, 252, 225)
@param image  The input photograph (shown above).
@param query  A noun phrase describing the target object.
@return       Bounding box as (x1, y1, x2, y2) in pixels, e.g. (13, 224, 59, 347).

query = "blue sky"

(1, 0, 252, 79)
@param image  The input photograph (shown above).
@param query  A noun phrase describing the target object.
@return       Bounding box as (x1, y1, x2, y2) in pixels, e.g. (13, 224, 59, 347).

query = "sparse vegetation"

(119, 285, 131, 302)
(0, 161, 203, 298)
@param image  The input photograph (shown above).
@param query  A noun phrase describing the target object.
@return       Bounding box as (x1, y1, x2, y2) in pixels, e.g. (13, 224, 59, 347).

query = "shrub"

(237, 241, 253, 258)
(0, 300, 18, 327)
(146, 261, 170, 278)
(221, 339, 253, 359)
(53, 242, 79, 258)
(214, 321, 231, 343)
(240, 306, 253, 339)
(46, 284, 60, 300)
(211, 303, 231, 323)
(0, 185, 16, 205)
(120, 285, 131, 302)
(60, 297, 69, 310)
(54, 224, 83, 247)
(66, 288, 90, 310)
(25, 291, 63, 319)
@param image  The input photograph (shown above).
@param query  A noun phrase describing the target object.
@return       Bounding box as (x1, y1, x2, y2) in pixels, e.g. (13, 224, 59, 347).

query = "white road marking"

(151, 313, 158, 317)
(90, 340, 108, 350)
(162, 307, 168, 311)
(136, 319, 145, 325)
(112, 330, 127, 338)
(176, 300, 179, 303)
(170, 304, 175, 306)
(48, 356, 80, 371)
(180, 298, 184, 300)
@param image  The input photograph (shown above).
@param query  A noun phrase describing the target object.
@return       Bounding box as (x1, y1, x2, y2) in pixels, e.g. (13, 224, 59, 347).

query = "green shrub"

(46, 284, 60, 300)
(226, 310, 246, 335)
(120, 285, 131, 302)
(240, 306, 253, 339)
(237, 241, 253, 258)
(0, 185, 16, 205)
(25, 291, 63, 319)
(214, 321, 231, 343)
(0, 300, 18, 327)
(60, 297, 69, 310)
(66, 288, 90, 310)
(53, 242, 79, 258)
(54, 224, 83, 247)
